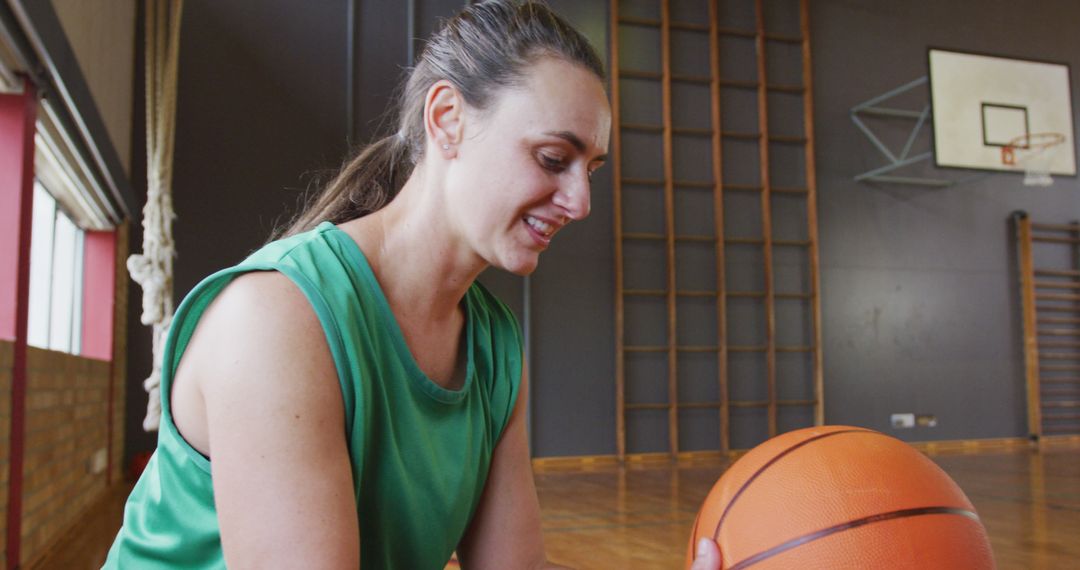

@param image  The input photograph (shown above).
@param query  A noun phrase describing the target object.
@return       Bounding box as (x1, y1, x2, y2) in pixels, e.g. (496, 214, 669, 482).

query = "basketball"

(685, 426, 996, 569)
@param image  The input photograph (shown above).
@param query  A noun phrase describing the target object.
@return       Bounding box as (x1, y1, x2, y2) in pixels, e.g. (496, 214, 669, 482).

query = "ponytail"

(277, 133, 413, 238)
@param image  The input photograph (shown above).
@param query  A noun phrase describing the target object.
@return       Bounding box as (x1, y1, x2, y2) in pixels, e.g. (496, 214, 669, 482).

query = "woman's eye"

(539, 154, 567, 173)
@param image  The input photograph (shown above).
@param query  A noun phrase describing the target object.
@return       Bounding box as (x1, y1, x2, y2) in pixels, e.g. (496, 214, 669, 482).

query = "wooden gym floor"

(31, 441, 1080, 569)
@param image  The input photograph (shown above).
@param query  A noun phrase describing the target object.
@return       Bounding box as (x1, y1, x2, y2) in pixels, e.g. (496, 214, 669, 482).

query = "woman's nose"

(553, 176, 591, 221)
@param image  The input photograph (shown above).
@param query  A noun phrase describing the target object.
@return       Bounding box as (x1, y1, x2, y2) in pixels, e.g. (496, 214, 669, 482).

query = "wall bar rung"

(1040, 341, 1080, 349)
(1035, 269, 1080, 278)
(715, 27, 802, 43)
(677, 290, 717, 298)
(1038, 317, 1080, 325)
(1042, 413, 1080, 420)
(619, 69, 661, 81)
(626, 403, 673, 411)
(622, 122, 663, 133)
(673, 74, 713, 85)
(1038, 329, 1080, 336)
(676, 180, 715, 189)
(728, 291, 766, 298)
(676, 234, 718, 242)
(724, 184, 762, 192)
(625, 289, 667, 297)
(1033, 236, 1080, 244)
(625, 345, 667, 353)
(723, 131, 762, 140)
(717, 79, 805, 93)
(624, 232, 664, 240)
(1036, 293, 1080, 302)
(1036, 306, 1080, 313)
(769, 84, 806, 93)
(617, 16, 711, 34)
(1043, 388, 1080, 396)
(1044, 424, 1080, 433)
(1043, 377, 1080, 384)
(680, 401, 721, 409)
(1032, 222, 1080, 232)
(727, 237, 765, 245)
(678, 346, 718, 353)
(766, 33, 803, 44)
(1035, 281, 1080, 290)
(1040, 353, 1080, 361)
(675, 127, 715, 137)
(623, 177, 663, 186)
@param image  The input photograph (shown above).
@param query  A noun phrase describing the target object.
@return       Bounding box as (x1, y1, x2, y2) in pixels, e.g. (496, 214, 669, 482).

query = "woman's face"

(444, 57, 611, 275)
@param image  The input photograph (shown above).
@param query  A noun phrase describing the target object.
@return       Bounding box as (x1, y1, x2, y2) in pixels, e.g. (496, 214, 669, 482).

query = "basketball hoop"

(1001, 132, 1066, 187)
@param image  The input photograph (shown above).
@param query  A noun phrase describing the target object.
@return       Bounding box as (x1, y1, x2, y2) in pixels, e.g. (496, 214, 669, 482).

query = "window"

(27, 181, 85, 354)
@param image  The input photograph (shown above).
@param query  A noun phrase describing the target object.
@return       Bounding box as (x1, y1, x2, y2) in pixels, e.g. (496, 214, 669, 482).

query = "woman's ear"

(424, 80, 464, 158)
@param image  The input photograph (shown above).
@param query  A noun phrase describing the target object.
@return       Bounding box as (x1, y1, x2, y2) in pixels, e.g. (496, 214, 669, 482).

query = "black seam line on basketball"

(710, 429, 874, 543)
(727, 506, 981, 570)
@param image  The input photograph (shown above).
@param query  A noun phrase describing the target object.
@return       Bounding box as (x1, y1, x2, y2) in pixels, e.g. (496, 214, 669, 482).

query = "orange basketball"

(685, 426, 995, 569)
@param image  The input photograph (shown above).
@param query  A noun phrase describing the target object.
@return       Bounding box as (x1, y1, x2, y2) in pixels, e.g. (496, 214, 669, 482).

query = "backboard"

(929, 48, 1076, 176)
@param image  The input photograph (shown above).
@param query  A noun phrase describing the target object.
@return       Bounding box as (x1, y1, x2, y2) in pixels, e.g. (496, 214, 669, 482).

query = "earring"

(442, 144, 450, 150)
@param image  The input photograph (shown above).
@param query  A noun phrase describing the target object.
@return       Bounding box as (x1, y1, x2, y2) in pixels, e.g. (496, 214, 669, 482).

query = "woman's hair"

(278, 0, 605, 238)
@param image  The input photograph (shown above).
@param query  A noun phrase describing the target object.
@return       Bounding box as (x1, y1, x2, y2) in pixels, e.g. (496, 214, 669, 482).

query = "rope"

(128, 0, 183, 431)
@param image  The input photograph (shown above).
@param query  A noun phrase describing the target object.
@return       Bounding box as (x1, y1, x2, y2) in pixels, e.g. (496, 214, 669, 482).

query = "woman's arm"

(456, 366, 563, 569)
(184, 271, 359, 569)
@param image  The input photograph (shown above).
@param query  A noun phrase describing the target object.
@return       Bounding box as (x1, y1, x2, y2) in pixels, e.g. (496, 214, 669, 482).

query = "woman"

(107, 1, 721, 568)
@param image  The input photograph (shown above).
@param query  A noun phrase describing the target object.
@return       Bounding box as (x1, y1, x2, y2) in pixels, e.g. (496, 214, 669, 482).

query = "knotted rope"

(128, 0, 183, 431)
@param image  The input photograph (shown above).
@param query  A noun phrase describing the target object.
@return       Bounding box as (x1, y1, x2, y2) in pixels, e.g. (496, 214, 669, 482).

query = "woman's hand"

(689, 538, 721, 570)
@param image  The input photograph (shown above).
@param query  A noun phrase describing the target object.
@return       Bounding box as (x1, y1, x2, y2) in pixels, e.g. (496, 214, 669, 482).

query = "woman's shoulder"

(183, 270, 328, 374)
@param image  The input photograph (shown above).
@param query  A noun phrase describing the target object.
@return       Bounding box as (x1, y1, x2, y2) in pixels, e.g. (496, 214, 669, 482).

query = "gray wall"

(814, 0, 1080, 440)
(126, 0, 1080, 462)
(126, 0, 351, 458)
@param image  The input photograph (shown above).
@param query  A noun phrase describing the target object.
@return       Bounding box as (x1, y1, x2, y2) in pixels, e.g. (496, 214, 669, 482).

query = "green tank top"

(105, 221, 523, 569)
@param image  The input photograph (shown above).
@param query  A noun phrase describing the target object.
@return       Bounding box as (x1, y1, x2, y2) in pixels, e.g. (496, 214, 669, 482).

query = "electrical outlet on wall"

(916, 414, 938, 427)
(890, 413, 915, 429)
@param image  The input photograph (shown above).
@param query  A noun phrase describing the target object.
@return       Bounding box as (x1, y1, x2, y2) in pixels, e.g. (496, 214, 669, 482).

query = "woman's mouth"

(523, 214, 558, 246)
(525, 215, 554, 236)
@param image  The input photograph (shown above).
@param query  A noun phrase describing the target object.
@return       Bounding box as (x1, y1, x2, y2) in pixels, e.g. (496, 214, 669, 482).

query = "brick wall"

(0, 223, 129, 568)
(0, 340, 12, 565)
(19, 347, 112, 565)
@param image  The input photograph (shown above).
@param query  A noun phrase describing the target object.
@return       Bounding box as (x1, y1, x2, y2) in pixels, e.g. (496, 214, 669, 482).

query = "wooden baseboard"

(532, 434, 1080, 471)
(532, 449, 740, 471)
(908, 437, 1031, 455)
(1039, 433, 1080, 446)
